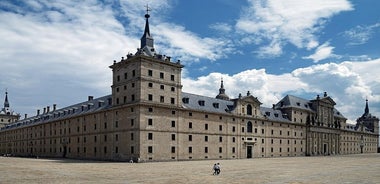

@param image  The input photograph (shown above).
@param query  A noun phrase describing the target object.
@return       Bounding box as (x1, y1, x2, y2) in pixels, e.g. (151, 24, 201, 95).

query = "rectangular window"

(262, 129, 265, 134)
(205, 124, 208, 130)
(115, 121, 118, 128)
(188, 135, 192, 141)
(189, 122, 192, 129)
(148, 133, 153, 140)
(171, 98, 175, 104)
(131, 146, 134, 154)
(219, 136, 223, 142)
(171, 134, 175, 141)
(131, 119, 134, 126)
(94, 136, 97, 142)
(205, 136, 208, 142)
(219, 147, 222, 153)
(131, 133, 134, 141)
(148, 146, 153, 153)
(115, 134, 119, 141)
(171, 121, 175, 127)
(124, 72, 127, 79)
(160, 85, 164, 90)
(132, 70, 136, 77)
(148, 94, 153, 101)
(148, 118, 153, 126)
(171, 74, 175, 81)
(148, 70, 153, 76)
(160, 72, 164, 79)
(205, 147, 208, 153)
(104, 135, 107, 142)
(232, 126, 236, 132)
(160, 96, 164, 103)
(188, 147, 192, 153)
(171, 146, 175, 153)
(219, 125, 223, 131)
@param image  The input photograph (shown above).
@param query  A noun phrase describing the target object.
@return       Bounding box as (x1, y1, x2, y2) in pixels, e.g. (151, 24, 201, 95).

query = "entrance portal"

(247, 146, 253, 158)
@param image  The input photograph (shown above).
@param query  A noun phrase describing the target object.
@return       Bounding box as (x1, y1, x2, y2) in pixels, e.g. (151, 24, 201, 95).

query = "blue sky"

(0, 0, 379, 124)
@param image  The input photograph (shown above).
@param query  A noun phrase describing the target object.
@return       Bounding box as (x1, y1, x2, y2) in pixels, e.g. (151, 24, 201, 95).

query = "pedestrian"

(216, 163, 221, 175)
(212, 163, 218, 175)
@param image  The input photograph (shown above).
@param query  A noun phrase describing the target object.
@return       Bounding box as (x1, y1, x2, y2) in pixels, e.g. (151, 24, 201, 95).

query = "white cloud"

(235, 0, 353, 57)
(342, 22, 380, 45)
(183, 59, 380, 124)
(209, 22, 233, 33)
(155, 23, 234, 63)
(302, 42, 337, 62)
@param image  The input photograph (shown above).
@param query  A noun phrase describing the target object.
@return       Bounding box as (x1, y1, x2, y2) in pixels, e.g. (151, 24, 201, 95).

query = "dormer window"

(182, 97, 189, 104)
(213, 103, 219, 108)
(274, 113, 279, 117)
(198, 100, 205, 106)
(265, 112, 270, 116)
(296, 102, 300, 106)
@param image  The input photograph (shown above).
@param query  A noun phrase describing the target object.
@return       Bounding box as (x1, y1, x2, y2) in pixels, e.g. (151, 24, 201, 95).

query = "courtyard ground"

(0, 154, 379, 184)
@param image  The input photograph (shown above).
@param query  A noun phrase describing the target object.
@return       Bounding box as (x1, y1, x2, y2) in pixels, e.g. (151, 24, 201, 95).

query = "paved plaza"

(0, 154, 379, 184)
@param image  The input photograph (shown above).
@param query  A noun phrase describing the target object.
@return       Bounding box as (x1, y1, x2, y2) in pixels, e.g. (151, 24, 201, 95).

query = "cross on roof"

(145, 4, 151, 15)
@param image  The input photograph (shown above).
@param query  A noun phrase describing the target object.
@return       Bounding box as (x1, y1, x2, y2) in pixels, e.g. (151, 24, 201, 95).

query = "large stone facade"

(0, 12, 378, 161)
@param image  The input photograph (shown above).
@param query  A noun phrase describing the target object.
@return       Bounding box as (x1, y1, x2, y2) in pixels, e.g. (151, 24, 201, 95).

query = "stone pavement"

(0, 154, 379, 184)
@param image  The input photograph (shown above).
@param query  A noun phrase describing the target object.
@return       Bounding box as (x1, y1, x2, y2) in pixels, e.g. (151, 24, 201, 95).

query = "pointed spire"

(4, 90, 9, 108)
(364, 98, 369, 115)
(141, 4, 154, 49)
(216, 78, 229, 100)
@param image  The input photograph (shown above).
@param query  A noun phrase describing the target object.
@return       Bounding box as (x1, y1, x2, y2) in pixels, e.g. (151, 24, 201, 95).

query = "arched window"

(247, 121, 253, 133)
(247, 104, 253, 115)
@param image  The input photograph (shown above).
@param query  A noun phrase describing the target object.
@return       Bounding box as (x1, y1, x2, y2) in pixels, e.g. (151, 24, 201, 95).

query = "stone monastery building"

(0, 11, 378, 162)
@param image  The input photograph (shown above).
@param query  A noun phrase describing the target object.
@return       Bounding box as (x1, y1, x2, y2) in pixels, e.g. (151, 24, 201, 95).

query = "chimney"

(324, 92, 327, 97)
(24, 114, 28, 119)
(47, 106, 50, 113)
(53, 104, 57, 111)
(43, 107, 46, 114)
(37, 109, 40, 116)
(88, 96, 94, 101)
(272, 104, 275, 109)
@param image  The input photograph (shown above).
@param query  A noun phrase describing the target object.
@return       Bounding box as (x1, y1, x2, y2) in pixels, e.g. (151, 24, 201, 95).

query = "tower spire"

(4, 90, 9, 108)
(140, 4, 154, 50)
(216, 78, 230, 100)
(364, 98, 369, 115)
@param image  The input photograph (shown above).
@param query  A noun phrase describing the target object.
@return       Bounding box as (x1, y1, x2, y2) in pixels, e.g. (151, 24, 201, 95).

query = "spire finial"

(4, 89, 9, 108)
(145, 4, 151, 18)
(364, 98, 369, 115)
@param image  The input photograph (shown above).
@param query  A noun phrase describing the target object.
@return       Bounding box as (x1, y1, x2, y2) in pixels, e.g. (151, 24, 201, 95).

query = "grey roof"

(260, 107, 291, 123)
(181, 92, 234, 113)
(275, 95, 313, 111)
(1, 95, 112, 131)
(276, 95, 346, 119)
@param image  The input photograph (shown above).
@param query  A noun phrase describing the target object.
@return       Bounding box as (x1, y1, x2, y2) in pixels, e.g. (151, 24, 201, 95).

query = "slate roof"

(260, 107, 291, 123)
(276, 95, 346, 119)
(1, 95, 112, 131)
(181, 92, 234, 113)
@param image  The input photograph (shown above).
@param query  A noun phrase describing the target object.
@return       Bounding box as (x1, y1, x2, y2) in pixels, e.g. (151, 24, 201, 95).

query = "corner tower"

(0, 91, 20, 127)
(356, 99, 379, 134)
(109, 9, 183, 107)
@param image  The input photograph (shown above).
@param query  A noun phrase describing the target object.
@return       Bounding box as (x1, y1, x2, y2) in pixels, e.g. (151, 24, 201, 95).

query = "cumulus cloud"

(183, 59, 380, 124)
(0, 0, 235, 115)
(235, 0, 353, 57)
